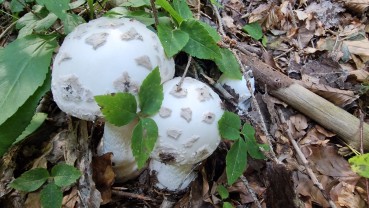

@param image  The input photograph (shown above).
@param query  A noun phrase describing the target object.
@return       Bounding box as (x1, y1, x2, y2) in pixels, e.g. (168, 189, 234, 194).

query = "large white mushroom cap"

(151, 77, 224, 166)
(52, 17, 175, 120)
(149, 77, 224, 191)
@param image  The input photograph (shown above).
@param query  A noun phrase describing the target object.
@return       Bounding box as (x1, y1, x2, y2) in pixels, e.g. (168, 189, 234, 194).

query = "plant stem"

(150, 0, 159, 27)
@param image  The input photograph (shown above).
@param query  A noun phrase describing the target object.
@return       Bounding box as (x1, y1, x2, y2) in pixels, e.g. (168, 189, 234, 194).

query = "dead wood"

(241, 54, 369, 150)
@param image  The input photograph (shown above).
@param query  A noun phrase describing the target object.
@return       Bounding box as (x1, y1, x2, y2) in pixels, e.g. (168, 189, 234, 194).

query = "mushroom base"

(149, 160, 197, 191)
(97, 121, 144, 182)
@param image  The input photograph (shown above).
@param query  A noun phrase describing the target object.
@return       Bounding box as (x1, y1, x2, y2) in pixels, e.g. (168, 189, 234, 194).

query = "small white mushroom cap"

(218, 72, 255, 110)
(52, 17, 175, 121)
(149, 77, 224, 191)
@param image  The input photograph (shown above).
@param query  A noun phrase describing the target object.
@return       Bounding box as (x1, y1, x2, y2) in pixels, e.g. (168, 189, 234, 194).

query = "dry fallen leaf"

(92, 153, 115, 204)
(344, 39, 369, 57)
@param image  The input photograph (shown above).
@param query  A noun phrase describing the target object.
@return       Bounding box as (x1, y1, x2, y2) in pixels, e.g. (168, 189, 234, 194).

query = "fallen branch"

(240, 54, 369, 151)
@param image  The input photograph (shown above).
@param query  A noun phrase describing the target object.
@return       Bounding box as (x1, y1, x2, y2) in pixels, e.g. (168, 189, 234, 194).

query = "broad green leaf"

(36, 0, 69, 20)
(0, 71, 51, 156)
(120, 0, 150, 7)
(180, 19, 221, 60)
(214, 48, 242, 79)
(40, 183, 63, 208)
(0, 35, 57, 126)
(34, 13, 59, 32)
(156, 0, 183, 24)
(95, 93, 138, 126)
(69, 0, 86, 9)
(157, 23, 189, 57)
(349, 153, 369, 178)
(242, 22, 263, 40)
(139, 68, 163, 116)
(223, 202, 234, 208)
(218, 111, 241, 140)
(242, 124, 265, 160)
(17, 11, 58, 38)
(13, 112, 47, 145)
(172, 0, 192, 19)
(226, 139, 247, 185)
(217, 184, 229, 200)
(10, 0, 25, 12)
(132, 118, 158, 168)
(62, 13, 85, 34)
(51, 163, 81, 187)
(10, 168, 49, 192)
(197, 21, 221, 42)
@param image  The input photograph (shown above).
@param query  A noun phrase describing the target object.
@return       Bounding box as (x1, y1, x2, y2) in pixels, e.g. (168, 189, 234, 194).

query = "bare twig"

(240, 175, 262, 208)
(176, 56, 192, 91)
(112, 189, 154, 201)
(149, 0, 159, 26)
(276, 108, 338, 208)
(211, 4, 225, 36)
(0, 21, 16, 42)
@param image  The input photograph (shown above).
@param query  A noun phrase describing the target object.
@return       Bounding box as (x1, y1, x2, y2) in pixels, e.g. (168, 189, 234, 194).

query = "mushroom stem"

(98, 119, 142, 182)
(149, 160, 196, 191)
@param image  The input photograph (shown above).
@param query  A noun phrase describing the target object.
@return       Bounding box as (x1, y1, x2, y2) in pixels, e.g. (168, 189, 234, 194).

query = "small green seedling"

(95, 68, 163, 168)
(10, 163, 81, 208)
(218, 111, 269, 184)
(349, 153, 369, 178)
(242, 22, 268, 46)
(217, 184, 234, 208)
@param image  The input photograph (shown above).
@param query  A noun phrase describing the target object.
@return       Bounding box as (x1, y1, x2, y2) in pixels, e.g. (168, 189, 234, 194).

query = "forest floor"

(1, 0, 369, 207)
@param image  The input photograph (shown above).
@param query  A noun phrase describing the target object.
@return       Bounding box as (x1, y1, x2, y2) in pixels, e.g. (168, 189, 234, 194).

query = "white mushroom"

(218, 71, 255, 111)
(149, 77, 224, 191)
(51, 17, 175, 181)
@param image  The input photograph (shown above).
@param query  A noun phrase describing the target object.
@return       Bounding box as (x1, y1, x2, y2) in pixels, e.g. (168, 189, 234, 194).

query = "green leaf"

(226, 139, 247, 185)
(218, 111, 241, 140)
(197, 21, 221, 42)
(0, 35, 57, 126)
(17, 11, 58, 38)
(120, 0, 151, 7)
(95, 93, 138, 126)
(172, 0, 192, 19)
(34, 13, 59, 32)
(214, 48, 242, 79)
(69, 0, 86, 9)
(36, 0, 69, 20)
(62, 13, 85, 34)
(242, 22, 263, 40)
(51, 163, 81, 187)
(131, 118, 158, 169)
(223, 202, 234, 208)
(180, 19, 221, 60)
(217, 184, 229, 200)
(139, 68, 163, 116)
(13, 112, 47, 145)
(349, 153, 369, 178)
(0, 71, 51, 156)
(10, 168, 49, 192)
(262, 35, 268, 46)
(40, 183, 63, 208)
(10, 0, 26, 12)
(156, 0, 183, 24)
(242, 124, 265, 160)
(157, 23, 189, 57)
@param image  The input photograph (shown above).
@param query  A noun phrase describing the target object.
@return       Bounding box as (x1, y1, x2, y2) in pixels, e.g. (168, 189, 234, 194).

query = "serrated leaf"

(132, 118, 158, 169)
(0, 71, 51, 156)
(51, 163, 81, 187)
(242, 22, 263, 40)
(156, 0, 183, 24)
(40, 183, 63, 208)
(349, 153, 369, 178)
(226, 139, 247, 185)
(157, 23, 189, 57)
(197, 21, 221, 42)
(218, 111, 241, 140)
(214, 48, 242, 79)
(180, 19, 221, 60)
(217, 185, 229, 200)
(0, 35, 57, 126)
(95, 93, 138, 126)
(139, 68, 163, 116)
(13, 112, 47, 145)
(172, 0, 192, 19)
(223, 202, 234, 208)
(242, 124, 265, 160)
(10, 168, 49, 192)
